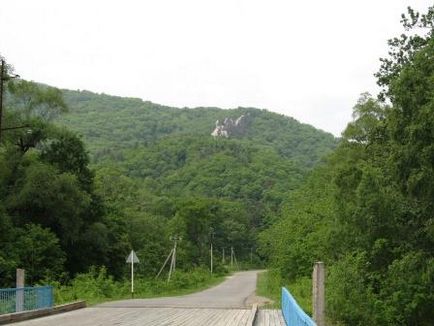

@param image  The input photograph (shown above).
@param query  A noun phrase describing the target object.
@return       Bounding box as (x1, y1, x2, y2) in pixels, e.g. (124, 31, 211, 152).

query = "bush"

(54, 266, 224, 305)
(55, 266, 120, 305)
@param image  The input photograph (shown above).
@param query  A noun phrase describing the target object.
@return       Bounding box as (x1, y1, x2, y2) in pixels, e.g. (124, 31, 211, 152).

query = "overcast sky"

(0, 1, 431, 136)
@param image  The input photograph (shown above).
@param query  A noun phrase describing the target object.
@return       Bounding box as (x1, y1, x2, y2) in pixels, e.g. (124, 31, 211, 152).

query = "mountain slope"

(54, 88, 338, 260)
(60, 89, 337, 167)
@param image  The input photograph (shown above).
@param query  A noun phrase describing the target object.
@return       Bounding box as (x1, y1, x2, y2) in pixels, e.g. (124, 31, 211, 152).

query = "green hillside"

(57, 90, 338, 230)
(53, 89, 338, 268)
(59, 90, 337, 167)
(0, 77, 338, 288)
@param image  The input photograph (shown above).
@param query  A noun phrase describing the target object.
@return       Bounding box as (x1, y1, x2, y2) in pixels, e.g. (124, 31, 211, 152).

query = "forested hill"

(59, 89, 337, 167)
(1, 74, 337, 287)
(52, 89, 338, 274)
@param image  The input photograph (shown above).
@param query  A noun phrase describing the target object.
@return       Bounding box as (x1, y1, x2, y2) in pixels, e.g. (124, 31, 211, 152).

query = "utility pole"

(222, 248, 225, 264)
(250, 247, 253, 265)
(0, 60, 5, 143)
(0, 59, 21, 144)
(230, 246, 234, 268)
(173, 239, 177, 271)
(210, 242, 213, 274)
(156, 248, 173, 279)
(168, 235, 181, 282)
(209, 228, 214, 274)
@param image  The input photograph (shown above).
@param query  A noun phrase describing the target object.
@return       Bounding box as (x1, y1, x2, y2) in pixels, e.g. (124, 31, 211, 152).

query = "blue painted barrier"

(0, 286, 53, 314)
(281, 287, 316, 326)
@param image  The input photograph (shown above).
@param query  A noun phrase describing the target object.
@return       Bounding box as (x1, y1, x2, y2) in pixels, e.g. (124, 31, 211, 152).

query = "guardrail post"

(16, 268, 25, 312)
(312, 262, 325, 326)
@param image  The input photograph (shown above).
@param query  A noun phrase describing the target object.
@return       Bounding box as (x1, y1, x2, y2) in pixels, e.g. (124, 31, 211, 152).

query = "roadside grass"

(256, 270, 312, 314)
(50, 267, 226, 306)
(256, 270, 281, 308)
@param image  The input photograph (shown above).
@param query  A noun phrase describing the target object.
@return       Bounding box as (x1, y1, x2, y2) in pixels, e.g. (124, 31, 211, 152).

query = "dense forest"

(59, 90, 336, 167)
(260, 6, 434, 325)
(0, 55, 336, 289)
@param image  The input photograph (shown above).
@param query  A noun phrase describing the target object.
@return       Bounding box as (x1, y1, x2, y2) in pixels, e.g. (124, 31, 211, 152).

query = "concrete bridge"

(13, 271, 285, 326)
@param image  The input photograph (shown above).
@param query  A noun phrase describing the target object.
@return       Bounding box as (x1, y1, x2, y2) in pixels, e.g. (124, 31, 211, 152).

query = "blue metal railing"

(0, 286, 53, 315)
(281, 287, 316, 326)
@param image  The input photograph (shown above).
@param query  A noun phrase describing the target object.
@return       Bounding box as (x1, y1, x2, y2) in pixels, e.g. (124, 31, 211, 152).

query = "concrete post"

(312, 262, 325, 326)
(210, 243, 213, 274)
(16, 268, 25, 312)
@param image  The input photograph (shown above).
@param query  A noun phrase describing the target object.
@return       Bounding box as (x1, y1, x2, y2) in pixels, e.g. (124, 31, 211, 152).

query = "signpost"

(126, 250, 139, 297)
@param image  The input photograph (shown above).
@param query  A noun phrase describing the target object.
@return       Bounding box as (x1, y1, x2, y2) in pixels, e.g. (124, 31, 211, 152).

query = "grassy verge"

(256, 270, 312, 314)
(51, 267, 226, 306)
(256, 270, 281, 308)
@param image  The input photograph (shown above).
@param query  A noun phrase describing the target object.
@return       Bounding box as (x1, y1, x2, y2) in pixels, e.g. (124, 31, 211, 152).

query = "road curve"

(99, 270, 260, 309)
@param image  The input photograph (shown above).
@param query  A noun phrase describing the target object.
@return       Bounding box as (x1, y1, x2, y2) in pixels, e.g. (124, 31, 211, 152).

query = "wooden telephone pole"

(0, 59, 21, 143)
(0, 60, 5, 143)
(168, 235, 181, 282)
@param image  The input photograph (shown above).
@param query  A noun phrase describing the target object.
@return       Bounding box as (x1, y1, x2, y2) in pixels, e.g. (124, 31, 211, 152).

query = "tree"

(8, 162, 91, 245)
(259, 6, 434, 325)
(7, 80, 67, 121)
(40, 128, 94, 191)
(14, 224, 66, 284)
(376, 6, 434, 100)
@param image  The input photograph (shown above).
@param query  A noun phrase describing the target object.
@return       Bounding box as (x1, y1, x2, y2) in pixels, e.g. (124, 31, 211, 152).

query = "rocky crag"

(211, 114, 249, 137)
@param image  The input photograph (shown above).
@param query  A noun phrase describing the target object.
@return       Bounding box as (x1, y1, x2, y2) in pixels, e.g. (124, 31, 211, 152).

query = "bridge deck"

(14, 307, 254, 326)
(255, 309, 286, 326)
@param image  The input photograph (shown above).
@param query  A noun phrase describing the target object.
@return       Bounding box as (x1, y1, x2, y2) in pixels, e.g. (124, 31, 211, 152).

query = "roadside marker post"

(16, 268, 25, 312)
(126, 250, 140, 297)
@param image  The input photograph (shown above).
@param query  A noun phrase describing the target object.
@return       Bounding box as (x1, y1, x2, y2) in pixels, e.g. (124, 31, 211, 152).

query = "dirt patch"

(245, 293, 274, 307)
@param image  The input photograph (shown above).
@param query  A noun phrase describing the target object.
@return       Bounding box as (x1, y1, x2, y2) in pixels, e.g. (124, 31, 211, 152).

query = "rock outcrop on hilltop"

(211, 114, 249, 137)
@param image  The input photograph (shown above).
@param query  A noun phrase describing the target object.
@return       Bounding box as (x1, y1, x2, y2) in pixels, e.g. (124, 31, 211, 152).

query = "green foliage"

(1, 71, 327, 290)
(40, 128, 94, 191)
(326, 252, 383, 325)
(0, 80, 128, 284)
(0, 211, 19, 286)
(256, 270, 311, 313)
(382, 252, 434, 324)
(53, 266, 223, 305)
(58, 91, 336, 167)
(54, 87, 326, 269)
(9, 162, 90, 243)
(259, 166, 337, 281)
(7, 80, 67, 121)
(259, 6, 434, 325)
(256, 270, 282, 308)
(14, 224, 66, 284)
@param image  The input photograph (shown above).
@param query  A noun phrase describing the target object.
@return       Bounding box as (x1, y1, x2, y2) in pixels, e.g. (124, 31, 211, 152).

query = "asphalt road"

(14, 270, 265, 325)
(99, 270, 260, 309)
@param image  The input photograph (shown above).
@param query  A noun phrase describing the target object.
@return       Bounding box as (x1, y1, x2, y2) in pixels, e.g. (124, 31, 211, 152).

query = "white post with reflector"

(126, 250, 140, 297)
